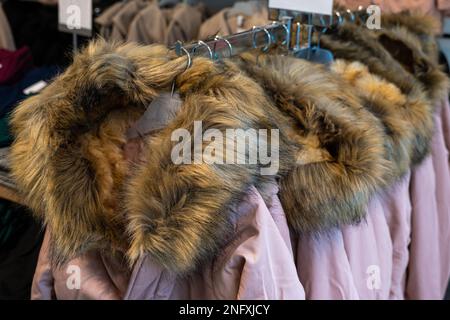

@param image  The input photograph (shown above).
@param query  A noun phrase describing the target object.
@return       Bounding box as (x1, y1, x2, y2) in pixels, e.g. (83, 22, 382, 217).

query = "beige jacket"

(110, 0, 149, 41)
(127, 3, 203, 45)
(198, 7, 269, 40)
(95, 1, 127, 39)
(165, 3, 203, 45)
(0, 3, 15, 51)
(127, 2, 168, 44)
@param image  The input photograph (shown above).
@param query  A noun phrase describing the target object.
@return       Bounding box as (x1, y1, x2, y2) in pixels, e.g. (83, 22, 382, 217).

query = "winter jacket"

(321, 14, 450, 299)
(11, 40, 390, 299)
(407, 102, 450, 299)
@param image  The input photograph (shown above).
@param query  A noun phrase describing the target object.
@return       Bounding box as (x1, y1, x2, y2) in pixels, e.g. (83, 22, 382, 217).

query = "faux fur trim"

(375, 26, 449, 105)
(331, 59, 428, 182)
(235, 53, 389, 233)
(382, 11, 439, 36)
(123, 57, 295, 273)
(10, 40, 292, 273)
(322, 24, 422, 95)
(381, 11, 440, 62)
(322, 23, 449, 104)
(10, 40, 394, 273)
(321, 24, 436, 164)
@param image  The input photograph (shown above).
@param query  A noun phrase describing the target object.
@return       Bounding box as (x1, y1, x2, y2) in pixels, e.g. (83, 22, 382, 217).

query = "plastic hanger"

(294, 14, 334, 65)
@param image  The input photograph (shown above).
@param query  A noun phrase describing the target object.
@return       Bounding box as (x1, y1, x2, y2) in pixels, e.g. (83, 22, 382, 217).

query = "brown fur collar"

(11, 40, 290, 273)
(235, 53, 389, 233)
(331, 59, 431, 182)
(11, 40, 391, 273)
(322, 23, 449, 105)
(381, 11, 440, 62)
(332, 7, 441, 61)
(375, 26, 449, 105)
(321, 24, 438, 164)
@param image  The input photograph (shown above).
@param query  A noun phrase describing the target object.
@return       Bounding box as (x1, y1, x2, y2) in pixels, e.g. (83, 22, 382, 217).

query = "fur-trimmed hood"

(321, 23, 441, 165)
(330, 59, 427, 182)
(381, 11, 440, 62)
(322, 23, 449, 104)
(235, 53, 388, 234)
(11, 40, 290, 273)
(11, 40, 389, 273)
(376, 26, 449, 104)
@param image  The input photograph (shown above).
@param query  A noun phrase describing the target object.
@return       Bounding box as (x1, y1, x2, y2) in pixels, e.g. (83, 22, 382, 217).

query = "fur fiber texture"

(12, 34, 437, 273)
(381, 11, 440, 62)
(375, 26, 449, 105)
(11, 40, 294, 273)
(321, 23, 440, 165)
(331, 59, 424, 183)
(322, 23, 449, 105)
(235, 53, 388, 234)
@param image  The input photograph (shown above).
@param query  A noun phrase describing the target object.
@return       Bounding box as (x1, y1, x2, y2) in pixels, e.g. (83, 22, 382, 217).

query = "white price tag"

(58, 0, 92, 37)
(23, 81, 48, 95)
(268, 0, 334, 16)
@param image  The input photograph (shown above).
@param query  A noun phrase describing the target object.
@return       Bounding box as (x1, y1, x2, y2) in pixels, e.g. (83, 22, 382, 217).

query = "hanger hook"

(335, 11, 344, 26)
(179, 45, 192, 71)
(346, 9, 355, 22)
(272, 21, 289, 46)
(319, 14, 330, 32)
(175, 41, 192, 70)
(316, 15, 330, 49)
(192, 40, 213, 60)
(294, 22, 301, 50)
(171, 44, 191, 96)
(356, 5, 367, 24)
(306, 24, 313, 49)
(252, 26, 272, 52)
(214, 35, 233, 58)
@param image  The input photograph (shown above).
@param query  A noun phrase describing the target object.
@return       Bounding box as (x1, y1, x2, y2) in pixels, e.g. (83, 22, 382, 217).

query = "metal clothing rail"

(174, 20, 292, 60)
(172, 4, 370, 61)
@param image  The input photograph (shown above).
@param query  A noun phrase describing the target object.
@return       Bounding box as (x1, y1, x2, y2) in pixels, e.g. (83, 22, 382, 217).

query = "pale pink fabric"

(341, 196, 393, 300)
(441, 99, 450, 154)
(295, 195, 398, 300)
(31, 232, 55, 299)
(31, 232, 130, 300)
(430, 104, 450, 295)
(295, 231, 360, 300)
(380, 175, 412, 300)
(295, 181, 412, 300)
(125, 186, 305, 300)
(406, 101, 450, 299)
(407, 156, 440, 299)
(31, 186, 306, 300)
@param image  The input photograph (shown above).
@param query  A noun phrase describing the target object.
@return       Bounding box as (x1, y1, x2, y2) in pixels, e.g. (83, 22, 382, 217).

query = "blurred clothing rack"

(172, 3, 372, 60)
(174, 19, 291, 59)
